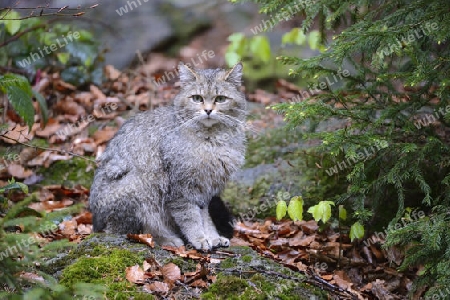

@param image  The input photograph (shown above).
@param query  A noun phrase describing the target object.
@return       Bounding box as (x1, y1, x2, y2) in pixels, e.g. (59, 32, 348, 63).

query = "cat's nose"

(204, 109, 213, 115)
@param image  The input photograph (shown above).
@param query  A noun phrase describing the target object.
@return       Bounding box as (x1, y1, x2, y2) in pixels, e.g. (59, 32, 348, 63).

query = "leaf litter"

(0, 53, 420, 299)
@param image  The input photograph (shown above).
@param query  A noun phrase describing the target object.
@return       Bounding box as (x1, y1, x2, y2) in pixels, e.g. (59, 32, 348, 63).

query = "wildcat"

(89, 62, 246, 250)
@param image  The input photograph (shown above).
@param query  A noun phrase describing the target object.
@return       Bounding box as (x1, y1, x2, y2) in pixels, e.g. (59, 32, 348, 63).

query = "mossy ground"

(202, 246, 327, 300)
(59, 245, 151, 300)
(46, 237, 327, 299)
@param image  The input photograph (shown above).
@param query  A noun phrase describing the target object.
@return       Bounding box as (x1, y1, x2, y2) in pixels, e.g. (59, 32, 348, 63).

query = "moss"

(220, 258, 238, 269)
(201, 274, 252, 300)
(59, 246, 151, 299)
(38, 157, 96, 188)
(241, 255, 253, 263)
(202, 272, 326, 300)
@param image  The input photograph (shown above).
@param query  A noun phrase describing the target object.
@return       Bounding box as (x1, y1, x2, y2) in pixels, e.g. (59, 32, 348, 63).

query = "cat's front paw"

(217, 236, 230, 247)
(159, 237, 185, 247)
(190, 237, 212, 251)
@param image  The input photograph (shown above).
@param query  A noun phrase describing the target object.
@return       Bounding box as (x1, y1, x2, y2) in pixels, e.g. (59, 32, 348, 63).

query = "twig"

(0, 4, 99, 20)
(0, 24, 46, 48)
(0, 133, 95, 163)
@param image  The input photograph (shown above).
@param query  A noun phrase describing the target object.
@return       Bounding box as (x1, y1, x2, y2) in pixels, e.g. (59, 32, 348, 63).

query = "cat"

(89, 62, 246, 251)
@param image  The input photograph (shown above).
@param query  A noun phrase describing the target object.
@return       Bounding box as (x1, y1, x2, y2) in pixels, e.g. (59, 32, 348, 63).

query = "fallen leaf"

(29, 199, 74, 212)
(35, 118, 61, 138)
(127, 233, 155, 248)
(143, 282, 169, 294)
(126, 264, 146, 284)
(73, 211, 92, 224)
(161, 263, 181, 284)
(59, 219, 77, 235)
(92, 126, 117, 144)
(7, 164, 34, 179)
(77, 223, 92, 235)
(190, 279, 208, 288)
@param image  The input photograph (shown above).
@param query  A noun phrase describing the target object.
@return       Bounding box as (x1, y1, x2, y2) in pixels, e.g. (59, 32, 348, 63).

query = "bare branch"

(0, 133, 96, 163)
(0, 3, 98, 20)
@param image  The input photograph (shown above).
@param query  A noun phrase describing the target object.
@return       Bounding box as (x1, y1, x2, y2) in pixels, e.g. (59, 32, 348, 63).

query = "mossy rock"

(44, 234, 327, 299)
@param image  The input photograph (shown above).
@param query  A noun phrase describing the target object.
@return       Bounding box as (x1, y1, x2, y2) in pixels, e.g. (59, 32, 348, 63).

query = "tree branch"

(0, 133, 96, 163)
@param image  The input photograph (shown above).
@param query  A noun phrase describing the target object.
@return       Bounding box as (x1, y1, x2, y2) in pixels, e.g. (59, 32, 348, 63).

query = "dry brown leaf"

(290, 234, 316, 247)
(0, 124, 34, 144)
(35, 118, 61, 138)
(92, 126, 117, 144)
(300, 220, 319, 234)
(190, 279, 208, 288)
(161, 263, 181, 284)
(143, 282, 169, 294)
(53, 98, 86, 115)
(126, 264, 146, 284)
(127, 233, 155, 248)
(29, 199, 74, 212)
(105, 65, 121, 80)
(59, 219, 78, 235)
(77, 223, 92, 235)
(90, 84, 107, 101)
(73, 211, 92, 225)
(7, 164, 33, 179)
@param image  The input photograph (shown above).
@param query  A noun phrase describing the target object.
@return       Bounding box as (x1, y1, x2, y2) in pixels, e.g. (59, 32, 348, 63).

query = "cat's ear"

(224, 62, 243, 86)
(178, 62, 199, 83)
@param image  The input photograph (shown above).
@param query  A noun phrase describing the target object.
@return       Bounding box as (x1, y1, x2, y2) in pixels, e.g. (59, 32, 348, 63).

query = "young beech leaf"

(287, 196, 303, 221)
(350, 222, 365, 241)
(307, 201, 335, 224)
(276, 200, 287, 221)
(339, 205, 347, 221)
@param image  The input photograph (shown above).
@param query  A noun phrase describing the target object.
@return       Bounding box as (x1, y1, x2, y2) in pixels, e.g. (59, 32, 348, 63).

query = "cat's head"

(173, 62, 246, 128)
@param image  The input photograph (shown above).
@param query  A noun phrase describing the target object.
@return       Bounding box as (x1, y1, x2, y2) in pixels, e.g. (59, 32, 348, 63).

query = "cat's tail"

(208, 196, 235, 239)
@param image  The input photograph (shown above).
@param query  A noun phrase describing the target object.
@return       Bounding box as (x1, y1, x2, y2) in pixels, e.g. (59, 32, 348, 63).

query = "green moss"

(201, 274, 252, 300)
(38, 157, 96, 188)
(202, 273, 326, 300)
(220, 258, 238, 269)
(60, 247, 151, 299)
(241, 255, 253, 263)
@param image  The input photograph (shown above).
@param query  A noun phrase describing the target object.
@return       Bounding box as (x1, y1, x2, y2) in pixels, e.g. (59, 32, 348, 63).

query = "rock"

(50, 0, 211, 69)
(43, 233, 327, 299)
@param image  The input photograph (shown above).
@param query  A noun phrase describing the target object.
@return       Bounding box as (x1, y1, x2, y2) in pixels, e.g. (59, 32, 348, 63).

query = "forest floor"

(0, 17, 420, 300)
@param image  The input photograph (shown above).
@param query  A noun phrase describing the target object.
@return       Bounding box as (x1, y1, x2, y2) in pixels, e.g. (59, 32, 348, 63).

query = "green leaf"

(249, 36, 271, 62)
(56, 52, 70, 65)
(308, 30, 321, 50)
(0, 182, 27, 193)
(6, 85, 35, 129)
(307, 201, 335, 224)
(282, 28, 306, 45)
(0, 11, 21, 35)
(349, 222, 365, 241)
(225, 52, 241, 67)
(276, 200, 288, 221)
(287, 196, 303, 221)
(32, 90, 49, 125)
(339, 205, 347, 221)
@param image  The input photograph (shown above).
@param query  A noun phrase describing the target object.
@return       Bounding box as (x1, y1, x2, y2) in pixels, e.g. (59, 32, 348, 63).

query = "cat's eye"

(191, 95, 204, 103)
(215, 96, 227, 103)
